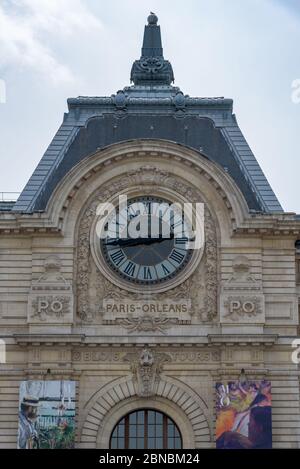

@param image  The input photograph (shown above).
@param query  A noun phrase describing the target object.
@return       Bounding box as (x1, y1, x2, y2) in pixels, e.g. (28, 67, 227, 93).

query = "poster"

(215, 380, 272, 449)
(18, 380, 76, 449)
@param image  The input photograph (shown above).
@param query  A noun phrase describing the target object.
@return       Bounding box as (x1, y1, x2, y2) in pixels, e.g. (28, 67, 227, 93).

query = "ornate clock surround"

(76, 165, 218, 324)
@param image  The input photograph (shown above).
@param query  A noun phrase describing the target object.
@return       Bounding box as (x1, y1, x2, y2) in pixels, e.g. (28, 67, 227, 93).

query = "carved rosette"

(75, 167, 218, 324)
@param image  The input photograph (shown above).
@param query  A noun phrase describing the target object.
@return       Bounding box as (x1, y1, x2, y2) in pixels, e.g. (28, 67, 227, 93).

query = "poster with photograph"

(18, 380, 76, 449)
(215, 380, 272, 449)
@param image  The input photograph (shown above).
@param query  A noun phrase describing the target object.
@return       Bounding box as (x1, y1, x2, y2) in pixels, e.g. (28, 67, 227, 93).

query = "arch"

(109, 408, 182, 449)
(43, 139, 250, 242)
(79, 375, 212, 449)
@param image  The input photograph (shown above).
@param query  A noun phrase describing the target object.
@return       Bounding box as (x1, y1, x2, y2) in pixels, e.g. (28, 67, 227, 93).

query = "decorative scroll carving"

(223, 255, 261, 291)
(131, 56, 174, 86)
(123, 347, 171, 397)
(116, 314, 179, 334)
(76, 167, 218, 324)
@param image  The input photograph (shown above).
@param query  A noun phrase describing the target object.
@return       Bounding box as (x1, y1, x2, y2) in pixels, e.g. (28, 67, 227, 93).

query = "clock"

(100, 196, 194, 286)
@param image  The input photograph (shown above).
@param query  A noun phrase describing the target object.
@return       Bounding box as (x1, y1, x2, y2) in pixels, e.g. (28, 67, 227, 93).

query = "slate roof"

(0, 201, 16, 211)
(11, 14, 283, 214)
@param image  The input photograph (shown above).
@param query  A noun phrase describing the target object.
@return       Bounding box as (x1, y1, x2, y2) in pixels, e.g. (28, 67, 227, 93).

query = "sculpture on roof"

(130, 14, 174, 86)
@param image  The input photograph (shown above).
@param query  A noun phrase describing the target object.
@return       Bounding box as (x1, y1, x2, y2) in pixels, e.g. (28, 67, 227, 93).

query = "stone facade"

(0, 140, 300, 448)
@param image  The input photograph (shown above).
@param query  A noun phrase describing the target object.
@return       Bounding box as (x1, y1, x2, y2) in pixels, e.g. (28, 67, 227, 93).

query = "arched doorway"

(110, 409, 182, 449)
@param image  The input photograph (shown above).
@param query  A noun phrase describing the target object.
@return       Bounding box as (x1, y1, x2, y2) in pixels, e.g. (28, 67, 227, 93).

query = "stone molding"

(80, 375, 211, 448)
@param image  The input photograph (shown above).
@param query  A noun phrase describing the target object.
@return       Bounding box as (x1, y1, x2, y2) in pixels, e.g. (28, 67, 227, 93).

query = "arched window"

(110, 409, 182, 449)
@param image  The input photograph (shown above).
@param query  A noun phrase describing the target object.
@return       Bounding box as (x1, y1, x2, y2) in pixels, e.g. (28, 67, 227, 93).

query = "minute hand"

(105, 235, 174, 247)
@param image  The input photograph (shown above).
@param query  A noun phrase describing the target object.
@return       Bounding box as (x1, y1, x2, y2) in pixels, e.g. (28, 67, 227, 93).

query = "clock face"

(100, 196, 193, 286)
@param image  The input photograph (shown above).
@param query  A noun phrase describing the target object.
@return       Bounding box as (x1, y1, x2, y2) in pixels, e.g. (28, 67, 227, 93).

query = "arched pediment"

(44, 139, 251, 241)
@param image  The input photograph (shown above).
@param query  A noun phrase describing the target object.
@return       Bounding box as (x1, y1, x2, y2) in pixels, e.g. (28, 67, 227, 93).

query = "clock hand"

(105, 234, 175, 247)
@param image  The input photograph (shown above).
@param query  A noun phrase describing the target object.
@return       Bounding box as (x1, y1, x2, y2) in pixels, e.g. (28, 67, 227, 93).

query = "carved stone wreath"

(116, 314, 179, 335)
(76, 167, 218, 324)
(31, 296, 71, 321)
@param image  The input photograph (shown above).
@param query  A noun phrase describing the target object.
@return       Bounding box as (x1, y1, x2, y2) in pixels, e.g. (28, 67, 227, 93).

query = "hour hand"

(104, 236, 173, 247)
(104, 238, 145, 247)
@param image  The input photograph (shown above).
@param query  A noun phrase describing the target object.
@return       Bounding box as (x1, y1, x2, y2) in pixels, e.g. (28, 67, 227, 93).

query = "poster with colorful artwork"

(18, 380, 76, 449)
(215, 380, 272, 449)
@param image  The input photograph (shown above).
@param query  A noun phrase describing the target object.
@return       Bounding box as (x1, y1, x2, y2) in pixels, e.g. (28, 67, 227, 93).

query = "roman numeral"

(124, 261, 136, 277)
(110, 249, 125, 266)
(175, 237, 188, 245)
(161, 263, 170, 275)
(169, 249, 185, 264)
(171, 220, 182, 230)
(128, 206, 137, 219)
(144, 201, 151, 215)
(143, 267, 152, 280)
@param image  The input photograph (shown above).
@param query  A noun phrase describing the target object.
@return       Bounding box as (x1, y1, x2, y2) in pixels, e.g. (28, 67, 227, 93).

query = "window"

(110, 409, 182, 449)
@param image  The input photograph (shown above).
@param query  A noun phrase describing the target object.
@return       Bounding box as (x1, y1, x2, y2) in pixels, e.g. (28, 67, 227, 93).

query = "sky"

(0, 0, 299, 212)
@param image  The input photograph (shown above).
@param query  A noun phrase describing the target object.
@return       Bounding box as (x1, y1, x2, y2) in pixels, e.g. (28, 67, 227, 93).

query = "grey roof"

(13, 15, 283, 214)
(0, 201, 16, 211)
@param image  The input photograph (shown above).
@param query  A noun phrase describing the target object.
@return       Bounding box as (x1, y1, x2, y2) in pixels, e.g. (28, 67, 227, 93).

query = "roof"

(0, 201, 16, 211)
(12, 14, 283, 214)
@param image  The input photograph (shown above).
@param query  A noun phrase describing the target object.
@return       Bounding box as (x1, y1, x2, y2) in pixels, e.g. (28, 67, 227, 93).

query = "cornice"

(14, 334, 85, 346)
(208, 334, 278, 346)
(12, 333, 279, 347)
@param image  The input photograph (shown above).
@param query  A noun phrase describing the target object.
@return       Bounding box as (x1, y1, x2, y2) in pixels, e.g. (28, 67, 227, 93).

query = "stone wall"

(0, 141, 299, 448)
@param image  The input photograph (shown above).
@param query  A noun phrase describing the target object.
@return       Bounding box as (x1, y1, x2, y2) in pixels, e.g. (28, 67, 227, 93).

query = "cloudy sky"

(0, 0, 299, 212)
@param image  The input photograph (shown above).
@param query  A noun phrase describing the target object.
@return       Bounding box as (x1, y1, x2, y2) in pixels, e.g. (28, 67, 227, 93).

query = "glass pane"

(168, 436, 174, 449)
(129, 437, 137, 449)
(148, 411, 155, 424)
(118, 424, 124, 437)
(110, 438, 117, 449)
(168, 424, 174, 437)
(148, 437, 155, 449)
(129, 413, 137, 424)
(156, 424, 163, 438)
(174, 438, 182, 449)
(148, 424, 155, 437)
(137, 411, 144, 424)
(137, 438, 144, 449)
(156, 412, 163, 424)
(156, 437, 163, 449)
(118, 438, 125, 449)
(137, 425, 144, 438)
(174, 428, 180, 439)
(129, 424, 136, 437)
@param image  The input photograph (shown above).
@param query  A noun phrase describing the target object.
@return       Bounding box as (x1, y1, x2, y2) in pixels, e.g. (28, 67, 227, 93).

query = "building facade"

(0, 14, 300, 449)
